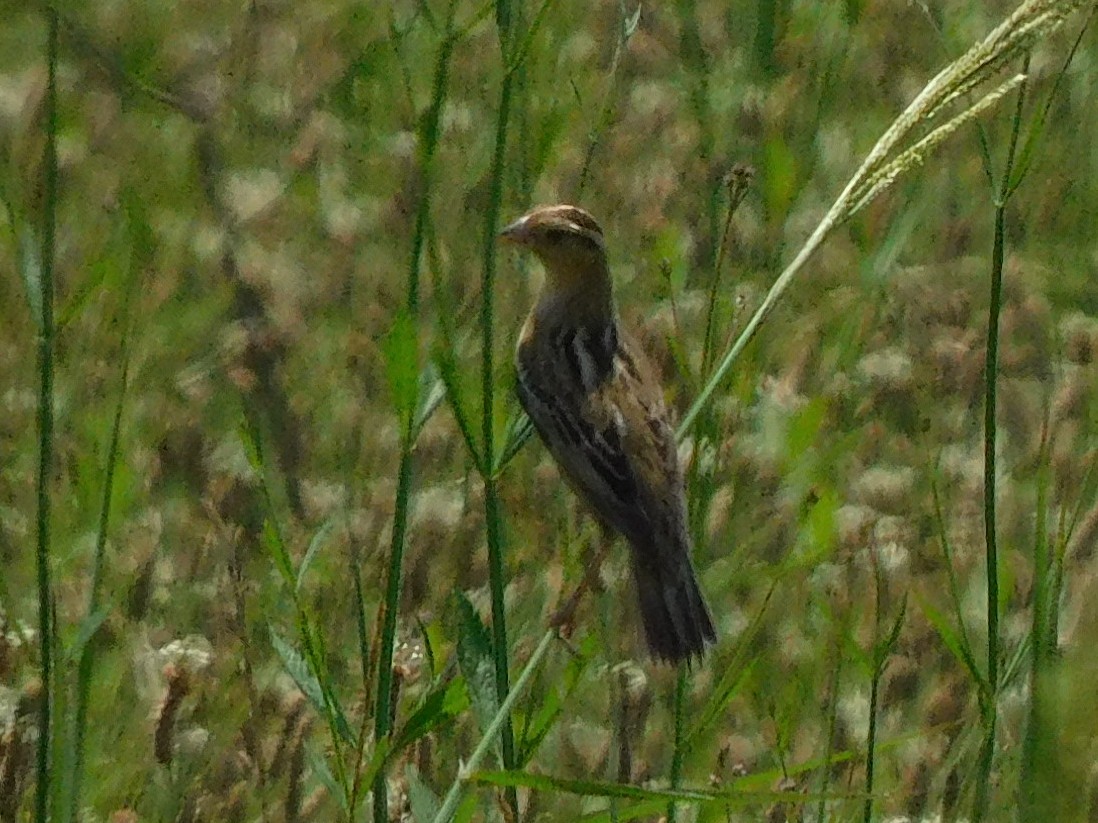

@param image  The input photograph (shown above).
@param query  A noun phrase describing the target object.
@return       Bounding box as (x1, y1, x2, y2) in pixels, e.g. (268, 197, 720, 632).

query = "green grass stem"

(700, 166, 753, 381)
(816, 644, 843, 822)
(480, 8, 520, 809)
(371, 10, 459, 818)
(973, 54, 1029, 821)
(666, 668, 688, 823)
(64, 246, 140, 822)
(861, 662, 880, 823)
(575, 1, 640, 198)
(674, 0, 719, 274)
(1019, 414, 1053, 820)
(33, 10, 59, 823)
(431, 628, 556, 823)
(372, 433, 415, 822)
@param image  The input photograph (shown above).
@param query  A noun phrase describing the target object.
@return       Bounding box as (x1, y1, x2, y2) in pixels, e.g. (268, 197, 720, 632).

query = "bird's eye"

(544, 227, 570, 244)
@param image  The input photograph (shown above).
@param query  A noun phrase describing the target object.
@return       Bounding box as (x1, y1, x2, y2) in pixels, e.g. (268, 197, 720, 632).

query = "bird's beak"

(498, 216, 529, 246)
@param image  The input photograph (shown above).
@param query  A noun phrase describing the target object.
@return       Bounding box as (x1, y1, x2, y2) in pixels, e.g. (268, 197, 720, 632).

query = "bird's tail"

(631, 548, 716, 664)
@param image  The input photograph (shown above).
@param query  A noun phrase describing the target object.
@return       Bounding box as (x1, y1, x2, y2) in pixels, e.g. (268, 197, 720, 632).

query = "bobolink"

(500, 204, 716, 664)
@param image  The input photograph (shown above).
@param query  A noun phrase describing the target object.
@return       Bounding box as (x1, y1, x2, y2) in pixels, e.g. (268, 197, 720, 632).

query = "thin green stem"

(372, 7, 459, 818)
(575, 1, 636, 198)
(675, 0, 718, 274)
(372, 431, 414, 823)
(666, 668, 688, 823)
(246, 427, 354, 796)
(349, 568, 373, 812)
(816, 644, 843, 822)
(431, 629, 555, 823)
(862, 667, 881, 823)
(863, 561, 885, 823)
(1019, 416, 1052, 821)
(67, 288, 135, 821)
(931, 476, 978, 663)
(407, 20, 458, 315)
(1008, 10, 1095, 197)
(974, 170, 1004, 823)
(974, 54, 1029, 822)
(701, 166, 753, 379)
(34, 10, 59, 823)
(482, 33, 519, 814)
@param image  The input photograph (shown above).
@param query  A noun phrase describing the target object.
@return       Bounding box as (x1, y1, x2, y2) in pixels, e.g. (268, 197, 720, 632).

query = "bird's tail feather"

(632, 550, 716, 664)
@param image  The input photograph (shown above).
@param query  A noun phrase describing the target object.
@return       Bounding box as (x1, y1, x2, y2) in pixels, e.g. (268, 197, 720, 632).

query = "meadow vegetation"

(1, 0, 1097, 820)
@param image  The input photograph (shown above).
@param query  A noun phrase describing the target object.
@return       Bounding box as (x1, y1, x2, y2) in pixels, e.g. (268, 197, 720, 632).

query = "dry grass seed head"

(269, 690, 308, 779)
(1061, 312, 1098, 365)
(927, 327, 983, 396)
(852, 465, 917, 515)
(1068, 497, 1098, 564)
(1050, 369, 1089, 430)
(155, 663, 191, 766)
(923, 672, 968, 738)
(882, 655, 920, 707)
(285, 715, 311, 823)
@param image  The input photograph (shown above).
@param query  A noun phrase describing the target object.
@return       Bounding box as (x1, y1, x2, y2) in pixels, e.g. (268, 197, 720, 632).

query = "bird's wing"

(516, 329, 686, 550)
(517, 362, 641, 527)
(605, 343, 691, 551)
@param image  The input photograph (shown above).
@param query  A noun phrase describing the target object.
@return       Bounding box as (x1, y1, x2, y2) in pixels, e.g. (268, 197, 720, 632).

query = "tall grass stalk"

(405, 6, 459, 316)
(65, 233, 141, 821)
(575, 1, 640, 198)
(33, 10, 59, 823)
(430, 3, 549, 814)
(816, 644, 843, 822)
(1019, 416, 1052, 819)
(249, 426, 354, 793)
(1010, 19, 1094, 816)
(862, 659, 881, 823)
(481, 4, 520, 810)
(674, 0, 720, 274)
(973, 56, 1030, 822)
(372, 6, 459, 819)
(678, 0, 1087, 439)
(930, 477, 981, 677)
(372, 435, 415, 821)
(431, 629, 556, 823)
(862, 559, 905, 822)
(666, 669, 688, 823)
(700, 166, 753, 381)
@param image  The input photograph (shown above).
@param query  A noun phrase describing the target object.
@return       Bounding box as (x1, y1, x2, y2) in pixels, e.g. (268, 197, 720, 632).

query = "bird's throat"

(540, 266, 614, 326)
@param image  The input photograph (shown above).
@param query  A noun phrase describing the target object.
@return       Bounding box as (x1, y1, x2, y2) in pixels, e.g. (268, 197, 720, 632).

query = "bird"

(499, 204, 716, 664)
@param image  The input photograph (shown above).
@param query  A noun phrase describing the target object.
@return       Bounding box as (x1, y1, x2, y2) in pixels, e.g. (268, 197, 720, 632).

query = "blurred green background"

(1, 0, 1097, 820)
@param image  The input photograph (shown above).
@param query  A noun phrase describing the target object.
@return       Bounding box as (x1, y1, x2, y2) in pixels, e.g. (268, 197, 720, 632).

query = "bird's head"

(499, 205, 611, 299)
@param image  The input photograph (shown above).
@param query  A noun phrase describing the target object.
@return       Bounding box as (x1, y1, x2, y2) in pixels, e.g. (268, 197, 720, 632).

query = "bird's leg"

(549, 522, 613, 641)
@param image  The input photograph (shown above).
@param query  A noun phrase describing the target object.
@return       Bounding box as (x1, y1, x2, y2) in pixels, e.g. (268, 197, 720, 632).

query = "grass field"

(2, 0, 1098, 820)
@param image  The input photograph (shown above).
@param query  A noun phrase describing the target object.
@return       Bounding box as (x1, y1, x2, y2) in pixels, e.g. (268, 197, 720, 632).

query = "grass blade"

(33, 10, 59, 822)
